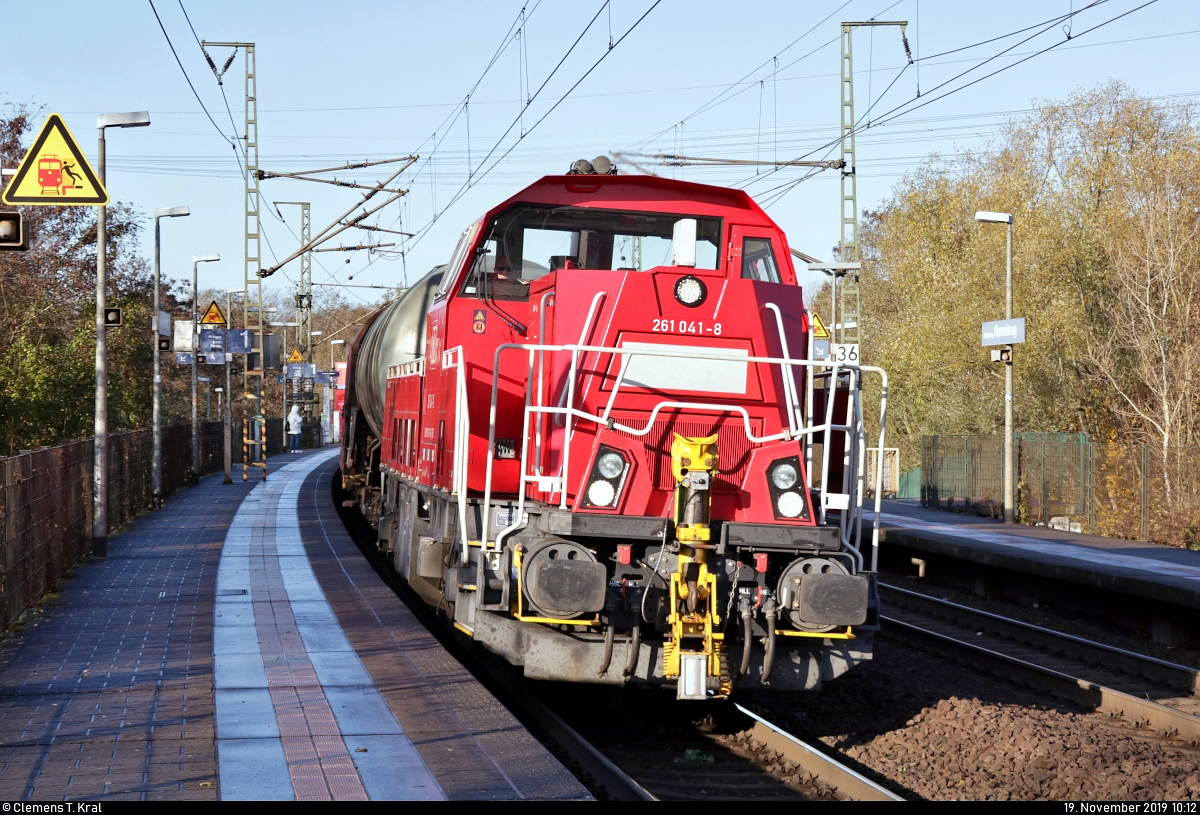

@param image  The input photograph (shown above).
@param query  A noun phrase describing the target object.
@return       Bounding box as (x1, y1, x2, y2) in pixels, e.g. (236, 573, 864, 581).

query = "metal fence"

(0, 422, 238, 628)
(921, 434, 1200, 547)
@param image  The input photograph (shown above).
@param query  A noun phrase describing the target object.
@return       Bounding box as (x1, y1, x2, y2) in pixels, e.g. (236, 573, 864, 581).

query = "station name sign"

(981, 317, 1026, 346)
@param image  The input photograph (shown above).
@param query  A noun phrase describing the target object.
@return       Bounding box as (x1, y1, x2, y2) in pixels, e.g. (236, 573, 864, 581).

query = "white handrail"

(534, 289, 555, 475)
(469, 338, 887, 570)
(763, 303, 800, 437)
(553, 291, 608, 428)
(804, 309, 815, 490)
(870, 369, 889, 571)
(819, 356, 842, 526)
(442, 346, 471, 567)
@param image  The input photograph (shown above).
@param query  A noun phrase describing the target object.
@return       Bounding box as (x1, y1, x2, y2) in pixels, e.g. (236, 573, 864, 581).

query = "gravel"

(752, 640, 1200, 801)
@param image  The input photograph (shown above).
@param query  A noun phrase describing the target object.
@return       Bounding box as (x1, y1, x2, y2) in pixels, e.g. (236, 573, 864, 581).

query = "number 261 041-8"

(652, 319, 721, 336)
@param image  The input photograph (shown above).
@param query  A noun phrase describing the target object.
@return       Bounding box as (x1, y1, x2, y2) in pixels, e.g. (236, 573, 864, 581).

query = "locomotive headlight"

(766, 454, 810, 521)
(587, 479, 617, 507)
(597, 451, 625, 479)
(770, 462, 798, 490)
(777, 491, 804, 518)
(673, 275, 707, 308)
(582, 446, 628, 509)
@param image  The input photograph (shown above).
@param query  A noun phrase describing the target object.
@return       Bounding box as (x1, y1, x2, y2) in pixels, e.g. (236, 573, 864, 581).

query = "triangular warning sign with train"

(810, 312, 830, 339)
(200, 301, 227, 325)
(287, 348, 304, 363)
(2, 114, 109, 206)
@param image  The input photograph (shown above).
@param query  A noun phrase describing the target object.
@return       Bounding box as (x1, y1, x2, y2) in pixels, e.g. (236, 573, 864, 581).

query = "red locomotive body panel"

(397, 174, 814, 525)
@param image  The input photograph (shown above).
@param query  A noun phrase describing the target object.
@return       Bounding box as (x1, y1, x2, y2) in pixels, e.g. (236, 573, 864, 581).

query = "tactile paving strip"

(298, 457, 592, 800)
(217, 456, 368, 800)
(214, 451, 441, 801)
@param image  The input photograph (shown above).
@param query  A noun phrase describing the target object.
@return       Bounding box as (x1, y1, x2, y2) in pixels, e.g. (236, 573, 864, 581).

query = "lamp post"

(192, 254, 220, 484)
(94, 111, 150, 557)
(152, 205, 189, 508)
(975, 210, 1015, 524)
(330, 338, 345, 371)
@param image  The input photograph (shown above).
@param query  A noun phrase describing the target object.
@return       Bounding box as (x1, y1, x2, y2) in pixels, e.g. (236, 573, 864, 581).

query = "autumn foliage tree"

(842, 82, 1200, 467)
(0, 105, 192, 454)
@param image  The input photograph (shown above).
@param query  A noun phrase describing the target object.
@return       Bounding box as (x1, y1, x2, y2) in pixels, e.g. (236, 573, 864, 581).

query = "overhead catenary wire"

(147, 0, 236, 150)
(391, 2, 548, 217)
(639, 0, 856, 147)
(636, 0, 1110, 165)
(144, 2, 407, 304)
(734, 0, 1149, 203)
(149, 0, 303, 292)
(172, 1, 387, 302)
(404, 0, 613, 234)
(403, 0, 663, 253)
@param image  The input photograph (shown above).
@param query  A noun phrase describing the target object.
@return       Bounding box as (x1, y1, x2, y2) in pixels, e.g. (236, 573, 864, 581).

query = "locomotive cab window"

(460, 205, 721, 301)
(436, 221, 482, 299)
(741, 237, 781, 283)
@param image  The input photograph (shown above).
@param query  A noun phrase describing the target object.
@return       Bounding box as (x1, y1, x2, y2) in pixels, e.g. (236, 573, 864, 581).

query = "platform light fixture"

(93, 110, 151, 558)
(974, 210, 1015, 524)
(151, 205, 190, 506)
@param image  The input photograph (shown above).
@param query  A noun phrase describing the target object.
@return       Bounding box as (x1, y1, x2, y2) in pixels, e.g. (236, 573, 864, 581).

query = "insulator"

(902, 35, 913, 65)
(204, 50, 218, 73)
(222, 52, 237, 74)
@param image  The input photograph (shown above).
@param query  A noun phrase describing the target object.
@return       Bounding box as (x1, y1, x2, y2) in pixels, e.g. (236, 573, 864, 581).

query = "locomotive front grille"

(617, 418, 761, 494)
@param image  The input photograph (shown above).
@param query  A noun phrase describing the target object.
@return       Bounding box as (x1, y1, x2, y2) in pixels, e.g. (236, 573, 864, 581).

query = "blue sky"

(5, 0, 1198, 305)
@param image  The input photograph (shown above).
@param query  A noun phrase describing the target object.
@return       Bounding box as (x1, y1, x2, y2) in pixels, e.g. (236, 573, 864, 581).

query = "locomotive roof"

(488, 173, 778, 227)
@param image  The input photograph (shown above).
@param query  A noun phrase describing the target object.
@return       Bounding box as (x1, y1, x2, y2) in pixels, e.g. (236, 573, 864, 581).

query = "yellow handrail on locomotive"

(776, 627, 856, 640)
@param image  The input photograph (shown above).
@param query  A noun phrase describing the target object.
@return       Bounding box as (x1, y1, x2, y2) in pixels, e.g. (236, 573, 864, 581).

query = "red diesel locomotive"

(340, 161, 888, 698)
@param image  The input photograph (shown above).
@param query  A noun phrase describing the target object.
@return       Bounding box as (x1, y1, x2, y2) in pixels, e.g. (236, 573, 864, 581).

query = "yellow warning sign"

(811, 312, 830, 339)
(200, 301, 227, 325)
(287, 348, 304, 363)
(2, 114, 109, 206)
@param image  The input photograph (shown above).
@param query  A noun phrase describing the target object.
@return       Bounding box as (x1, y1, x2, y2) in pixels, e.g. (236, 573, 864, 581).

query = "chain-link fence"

(921, 434, 1200, 547)
(0, 421, 238, 628)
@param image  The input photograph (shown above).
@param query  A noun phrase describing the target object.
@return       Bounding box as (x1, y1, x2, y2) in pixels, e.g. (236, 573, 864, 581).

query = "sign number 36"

(832, 343, 859, 364)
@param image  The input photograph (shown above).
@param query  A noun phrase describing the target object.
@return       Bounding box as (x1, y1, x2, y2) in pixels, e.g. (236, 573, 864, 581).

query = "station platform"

(0, 448, 589, 801)
(871, 500, 1200, 612)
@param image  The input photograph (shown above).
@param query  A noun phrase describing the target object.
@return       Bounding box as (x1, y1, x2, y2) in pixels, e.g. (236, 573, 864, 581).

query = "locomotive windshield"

(461, 205, 722, 300)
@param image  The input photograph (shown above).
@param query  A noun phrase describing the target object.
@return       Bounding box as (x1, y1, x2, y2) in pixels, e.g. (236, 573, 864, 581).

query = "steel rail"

(880, 583, 1200, 742)
(518, 693, 657, 801)
(881, 583, 1200, 694)
(734, 705, 905, 801)
(523, 687, 901, 801)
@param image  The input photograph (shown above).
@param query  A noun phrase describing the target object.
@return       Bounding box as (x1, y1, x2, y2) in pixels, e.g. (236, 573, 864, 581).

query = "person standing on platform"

(288, 405, 303, 453)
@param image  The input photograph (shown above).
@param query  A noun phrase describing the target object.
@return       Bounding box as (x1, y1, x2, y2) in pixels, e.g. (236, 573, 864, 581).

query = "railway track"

(517, 688, 903, 801)
(880, 582, 1200, 742)
(336, 488, 901, 802)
